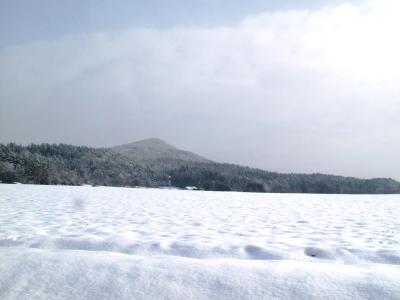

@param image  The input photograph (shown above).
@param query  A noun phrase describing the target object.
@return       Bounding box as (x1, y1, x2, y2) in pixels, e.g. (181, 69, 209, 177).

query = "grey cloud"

(0, 0, 399, 180)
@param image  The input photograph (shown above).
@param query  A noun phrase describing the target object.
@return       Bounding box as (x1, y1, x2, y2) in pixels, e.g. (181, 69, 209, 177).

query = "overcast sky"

(0, 0, 399, 180)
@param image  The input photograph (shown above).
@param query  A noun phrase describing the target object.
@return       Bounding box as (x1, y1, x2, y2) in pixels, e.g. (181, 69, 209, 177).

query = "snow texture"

(0, 184, 399, 299)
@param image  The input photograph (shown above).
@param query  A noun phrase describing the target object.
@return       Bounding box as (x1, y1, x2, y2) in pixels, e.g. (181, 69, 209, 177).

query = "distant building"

(185, 186, 198, 190)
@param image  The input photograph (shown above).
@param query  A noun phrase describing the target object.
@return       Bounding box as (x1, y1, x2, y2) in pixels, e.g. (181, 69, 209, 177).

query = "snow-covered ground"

(0, 184, 399, 299)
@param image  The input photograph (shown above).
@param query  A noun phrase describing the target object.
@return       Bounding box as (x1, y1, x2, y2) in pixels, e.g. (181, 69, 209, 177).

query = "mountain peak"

(130, 138, 176, 149)
(111, 138, 210, 163)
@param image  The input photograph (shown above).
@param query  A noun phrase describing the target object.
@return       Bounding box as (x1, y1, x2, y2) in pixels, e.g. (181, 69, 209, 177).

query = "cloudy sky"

(0, 0, 399, 180)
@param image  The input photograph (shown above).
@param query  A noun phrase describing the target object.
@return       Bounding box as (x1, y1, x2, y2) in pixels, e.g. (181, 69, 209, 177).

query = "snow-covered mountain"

(111, 138, 210, 163)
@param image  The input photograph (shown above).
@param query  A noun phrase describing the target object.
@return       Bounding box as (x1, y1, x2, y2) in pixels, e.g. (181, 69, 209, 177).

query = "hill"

(112, 138, 210, 163)
(1, 141, 399, 194)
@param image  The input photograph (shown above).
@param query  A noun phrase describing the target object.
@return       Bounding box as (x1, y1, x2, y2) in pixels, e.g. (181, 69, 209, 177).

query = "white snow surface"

(0, 184, 399, 299)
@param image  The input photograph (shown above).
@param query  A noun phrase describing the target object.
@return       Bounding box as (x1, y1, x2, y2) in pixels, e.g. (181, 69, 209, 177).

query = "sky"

(0, 0, 399, 180)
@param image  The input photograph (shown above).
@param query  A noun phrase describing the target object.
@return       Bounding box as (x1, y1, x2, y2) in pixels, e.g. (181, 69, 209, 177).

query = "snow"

(0, 184, 399, 299)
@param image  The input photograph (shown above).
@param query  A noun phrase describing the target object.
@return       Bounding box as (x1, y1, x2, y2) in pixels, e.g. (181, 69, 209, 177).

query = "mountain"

(1, 141, 400, 194)
(111, 138, 210, 163)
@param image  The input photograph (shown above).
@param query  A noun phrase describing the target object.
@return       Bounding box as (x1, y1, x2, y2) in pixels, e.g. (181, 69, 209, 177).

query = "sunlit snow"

(0, 184, 399, 299)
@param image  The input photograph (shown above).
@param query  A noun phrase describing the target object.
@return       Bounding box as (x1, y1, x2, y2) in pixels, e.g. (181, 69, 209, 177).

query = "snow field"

(0, 184, 399, 299)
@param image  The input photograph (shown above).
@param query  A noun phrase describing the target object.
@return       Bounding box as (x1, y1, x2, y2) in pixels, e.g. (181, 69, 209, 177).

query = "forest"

(1, 143, 399, 194)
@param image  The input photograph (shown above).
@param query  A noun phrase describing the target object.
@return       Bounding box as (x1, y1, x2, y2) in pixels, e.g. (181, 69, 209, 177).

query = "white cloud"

(0, 0, 399, 179)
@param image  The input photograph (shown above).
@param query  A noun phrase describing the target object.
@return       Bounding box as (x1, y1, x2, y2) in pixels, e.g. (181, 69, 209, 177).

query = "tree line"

(1, 143, 399, 194)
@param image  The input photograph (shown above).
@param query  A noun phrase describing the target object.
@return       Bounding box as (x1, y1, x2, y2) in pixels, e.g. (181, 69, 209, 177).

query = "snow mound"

(1, 248, 400, 300)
